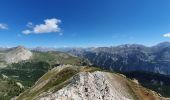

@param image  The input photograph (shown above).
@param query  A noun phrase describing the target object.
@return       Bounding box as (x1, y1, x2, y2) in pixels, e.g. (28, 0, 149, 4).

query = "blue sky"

(1, 0, 170, 47)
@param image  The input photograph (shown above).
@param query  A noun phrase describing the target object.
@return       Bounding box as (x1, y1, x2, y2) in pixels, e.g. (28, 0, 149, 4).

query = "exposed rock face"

(38, 71, 133, 100)
(37, 71, 164, 100)
(5, 46, 32, 63)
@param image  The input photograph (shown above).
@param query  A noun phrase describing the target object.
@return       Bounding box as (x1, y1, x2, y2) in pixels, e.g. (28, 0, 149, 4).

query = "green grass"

(17, 67, 79, 100)
(0, 77, 24, 100)
(31, 51, 87, 66)
(0, 61, 51, 100)
(0, 61, 51, 86)
(122, 71, 170, 97)
(16, 66, 103, 100)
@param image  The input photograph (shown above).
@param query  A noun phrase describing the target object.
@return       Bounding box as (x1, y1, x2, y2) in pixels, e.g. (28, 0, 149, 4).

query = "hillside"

(5, 46, 32, 64)
(0, 46, 88, 99)
(122, 71, 170, 97)
(0, 46, 32, 68)
(16, 65, 165, 100)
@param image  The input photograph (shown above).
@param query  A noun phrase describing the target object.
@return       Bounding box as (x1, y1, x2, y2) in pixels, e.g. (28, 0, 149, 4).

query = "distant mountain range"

(66, 42, 170, 75)
(1, 42, 170, 75)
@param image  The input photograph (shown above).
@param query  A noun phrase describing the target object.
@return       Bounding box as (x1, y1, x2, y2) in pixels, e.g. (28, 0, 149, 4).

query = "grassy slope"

(125, 76, 163, 100)
(16, 66, 101, 100)
(0, 52, 7, 68)
(0, 77, 24, 100)
(31, 51, 87, 66)
(122, 71, 170, 97)
(0, 51, 87, 100)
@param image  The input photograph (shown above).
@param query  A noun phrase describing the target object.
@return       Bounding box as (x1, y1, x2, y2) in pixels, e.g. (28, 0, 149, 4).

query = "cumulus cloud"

(0, 23, 8, 29)
(163, 33, 170, 37)
(22, 18, 61, 35)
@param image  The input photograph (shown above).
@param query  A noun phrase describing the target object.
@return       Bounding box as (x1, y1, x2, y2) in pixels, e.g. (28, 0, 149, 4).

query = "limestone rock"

(5, 46, 32, 63)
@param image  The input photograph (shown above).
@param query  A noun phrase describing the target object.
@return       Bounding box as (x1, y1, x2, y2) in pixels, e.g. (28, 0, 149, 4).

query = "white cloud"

(22, 18, 61, 35)
(163, 33, 170, 37)
(0, 23, 8, 29)
(22, 30, 32, 34)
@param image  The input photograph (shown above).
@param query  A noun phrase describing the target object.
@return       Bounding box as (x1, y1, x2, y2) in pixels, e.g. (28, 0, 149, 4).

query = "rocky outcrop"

(35, 71, 164, 100)
(5, 46, 32, 63)
(38, 71, 133, 100)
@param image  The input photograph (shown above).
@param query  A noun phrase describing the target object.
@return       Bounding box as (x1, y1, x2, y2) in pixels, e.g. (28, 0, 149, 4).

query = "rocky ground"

(16, 65, 165, 100)
(38, 71, 133, 100)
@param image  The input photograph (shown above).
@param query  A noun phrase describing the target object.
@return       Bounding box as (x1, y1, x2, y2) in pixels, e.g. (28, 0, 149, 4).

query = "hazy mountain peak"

(15, 45, 25, 49)
(4, 46, 32, 63)
(154, 42, 170, 48)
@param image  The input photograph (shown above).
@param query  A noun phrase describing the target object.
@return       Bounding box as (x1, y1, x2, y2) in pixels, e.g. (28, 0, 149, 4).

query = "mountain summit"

(4, 46, 32, 63)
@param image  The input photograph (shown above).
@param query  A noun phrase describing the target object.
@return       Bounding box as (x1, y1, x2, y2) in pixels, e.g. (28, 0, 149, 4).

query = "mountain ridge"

(67, 42, 170, 75)
(15, 65, 165, 100)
